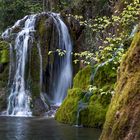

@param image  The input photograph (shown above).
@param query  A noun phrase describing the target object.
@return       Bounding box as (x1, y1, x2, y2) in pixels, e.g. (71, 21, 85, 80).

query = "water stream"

(2, 15, 37, 116)
(48, 13, 72, 105)
(2, 12, 73, 117)
(76, 92, 93, 127)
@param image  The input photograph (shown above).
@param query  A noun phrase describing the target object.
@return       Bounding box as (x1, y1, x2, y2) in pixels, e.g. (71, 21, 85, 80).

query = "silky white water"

(2, 15, 37, 116)
(2, 12, 73, 116)
(48, 13, 73, 105)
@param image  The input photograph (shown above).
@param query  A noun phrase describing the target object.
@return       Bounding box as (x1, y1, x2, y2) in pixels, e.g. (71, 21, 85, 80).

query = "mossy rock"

(0, 41, 9, 64)
(73, 65, 91, 90)
(80, 93, 111, 128)
(0, 41, 9, 111)
(93, 62, 117, 88)
(100, 27, 140, 140)
(56, 65, 112, 127)
(55, 88, 83, 124)
(56, 87, 111, 127)
(55, 66, 92, 124)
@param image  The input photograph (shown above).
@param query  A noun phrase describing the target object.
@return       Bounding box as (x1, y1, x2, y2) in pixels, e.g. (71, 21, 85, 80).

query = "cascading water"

(2, 12, 73, 116)
(47, 13, 73, 105)
(2, 15, 37, 116)
(37, 42, 48, 109)
(129, 24, 138, 38)
(75, 92, 92, 127)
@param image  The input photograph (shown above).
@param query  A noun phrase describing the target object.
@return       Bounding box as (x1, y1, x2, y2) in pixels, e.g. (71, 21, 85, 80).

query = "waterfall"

(48, 13, 73, 105)
(2, 15, 37, 116)
(2, 12, 73, 116)
(129, 24, 138, 38)
(37, 42, 48, 109)
(75, 92, 92, 127)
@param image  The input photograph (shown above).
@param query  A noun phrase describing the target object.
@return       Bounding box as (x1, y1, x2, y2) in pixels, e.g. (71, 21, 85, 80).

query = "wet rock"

(0, 88, 7, 112)
(32, 98, 49, 116)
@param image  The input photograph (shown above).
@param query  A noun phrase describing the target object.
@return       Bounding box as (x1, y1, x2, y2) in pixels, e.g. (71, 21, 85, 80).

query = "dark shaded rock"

(0, 40, 9, 112)
(32, 98, 49, 116)
(0, 64, 4, 73)
(63, 0, 112, 19)
(0, 88, 7, 111)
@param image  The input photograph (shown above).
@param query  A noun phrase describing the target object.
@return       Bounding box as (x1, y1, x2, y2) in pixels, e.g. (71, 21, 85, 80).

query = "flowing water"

(2, 12, 72, 116)
(129, 24, 138, 38)
(0, 117, 101, 140)
(48, 13, 72, 105)
(76, 92, 93, 127)
(2, 15, 37, 116)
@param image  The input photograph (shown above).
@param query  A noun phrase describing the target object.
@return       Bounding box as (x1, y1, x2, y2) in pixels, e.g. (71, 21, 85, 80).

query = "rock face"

(0, 40, 9, 111)
(64, 0, 112, 18)
(100, 26, 140, 140)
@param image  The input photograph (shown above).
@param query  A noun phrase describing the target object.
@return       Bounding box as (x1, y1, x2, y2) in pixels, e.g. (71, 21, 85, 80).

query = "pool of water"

(0, 116, 101, 140)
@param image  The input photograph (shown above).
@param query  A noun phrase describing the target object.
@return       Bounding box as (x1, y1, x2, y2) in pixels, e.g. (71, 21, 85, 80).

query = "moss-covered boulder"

(0, 40, 11, 90)
(55, 66, 91, 124)
(0, 40, 9, 111)
(73, 65, 91, 89)
(0, 41, 9, 64)
(100, 27, 140, 140)
(55, 88, 83, 124)
(55, 65, 112, 127)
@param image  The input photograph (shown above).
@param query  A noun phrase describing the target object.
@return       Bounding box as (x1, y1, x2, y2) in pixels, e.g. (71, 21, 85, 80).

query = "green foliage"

(67, 0, 139, 67)
(48, 49, 67, 57)
(0, 0, 43, 32)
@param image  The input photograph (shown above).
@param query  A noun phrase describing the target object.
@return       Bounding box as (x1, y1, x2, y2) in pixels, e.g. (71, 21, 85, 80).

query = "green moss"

(56, 88, 111, 127)
(93, 62, 117, 88)
(55, 88, 83, 124)
(30, 43, 40, 99)
(80, 93, 111, 127)
(1, 50, 9, 63)
(38, 18, 47, 40)
(56, 65, 112, 127)
(0, 41, 9, 111)
(0, 41, 9, 64)
(73, 65, 91, 89)
(37, 16, 52, 70)
(100, 29, 140, 139)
